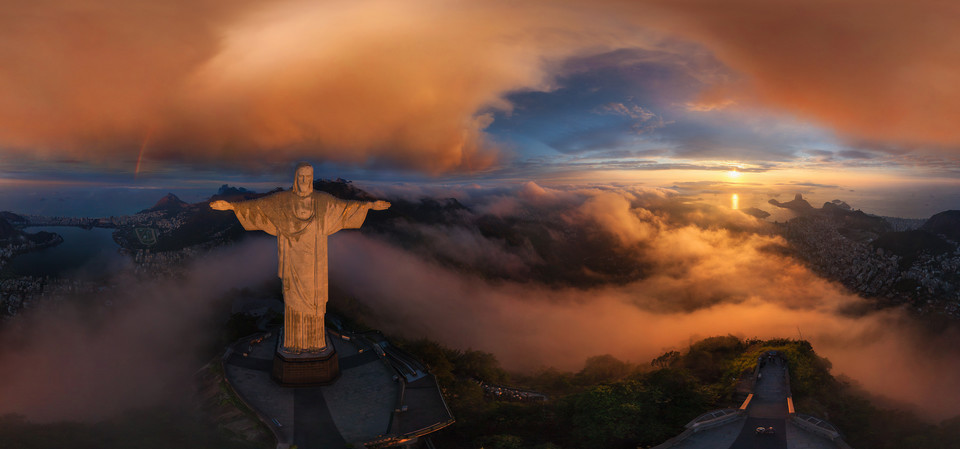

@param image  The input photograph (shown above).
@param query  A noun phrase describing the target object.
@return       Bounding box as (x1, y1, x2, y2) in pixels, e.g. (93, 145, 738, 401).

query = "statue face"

(294, 165, 314, 197)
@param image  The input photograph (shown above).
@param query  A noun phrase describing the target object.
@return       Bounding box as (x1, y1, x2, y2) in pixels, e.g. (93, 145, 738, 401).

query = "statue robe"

(232, 190, 370, 351)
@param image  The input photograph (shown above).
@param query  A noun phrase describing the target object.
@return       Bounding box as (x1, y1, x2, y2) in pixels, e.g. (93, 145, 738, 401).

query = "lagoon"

(6, 226, 130, 278)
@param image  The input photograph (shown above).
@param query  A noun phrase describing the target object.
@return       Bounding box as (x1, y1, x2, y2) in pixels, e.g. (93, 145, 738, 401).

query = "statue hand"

(371, 200, 391, 211)
(210, 200, 234, 211)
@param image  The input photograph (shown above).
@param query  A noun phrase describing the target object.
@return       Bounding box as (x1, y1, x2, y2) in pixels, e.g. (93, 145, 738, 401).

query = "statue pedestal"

(272, 329, 340, 386)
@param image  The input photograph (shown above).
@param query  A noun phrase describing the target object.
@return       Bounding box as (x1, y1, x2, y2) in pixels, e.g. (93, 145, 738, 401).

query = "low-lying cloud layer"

(0, 238, 277, 422)
(330, 182, 960, 419)
(2, 0, 958, 173)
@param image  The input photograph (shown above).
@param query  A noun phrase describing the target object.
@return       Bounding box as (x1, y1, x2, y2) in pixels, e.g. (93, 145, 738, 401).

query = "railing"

(686, 409, 742, 432)
(739, 393, 753, 412)
(792, 413, 842, 440)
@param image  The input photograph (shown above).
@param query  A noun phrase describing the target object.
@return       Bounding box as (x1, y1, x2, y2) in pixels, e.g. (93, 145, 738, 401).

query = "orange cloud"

(647, 0, 960, 147)
(1, 0, 956, 173)
(0, 0, 654, 173)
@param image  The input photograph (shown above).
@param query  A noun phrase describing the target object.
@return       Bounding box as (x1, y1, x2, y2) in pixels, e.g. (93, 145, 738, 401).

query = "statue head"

(293, 162, 314, 197)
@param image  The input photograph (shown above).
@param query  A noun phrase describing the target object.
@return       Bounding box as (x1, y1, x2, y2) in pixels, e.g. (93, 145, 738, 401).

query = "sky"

(1, 0, 960, 218)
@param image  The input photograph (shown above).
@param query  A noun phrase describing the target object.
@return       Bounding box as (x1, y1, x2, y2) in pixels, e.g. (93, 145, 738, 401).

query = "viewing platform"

(221, 327, 454, 448)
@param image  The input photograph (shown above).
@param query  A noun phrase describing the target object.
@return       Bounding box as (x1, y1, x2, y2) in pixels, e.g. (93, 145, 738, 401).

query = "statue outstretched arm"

(323, 197, 389, 233)
(211, 196, 280, 236)
(209, 200, 234, 211)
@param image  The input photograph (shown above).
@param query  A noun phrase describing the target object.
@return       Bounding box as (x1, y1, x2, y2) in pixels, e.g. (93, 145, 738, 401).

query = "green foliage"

(681, 335, 746, 384)
(650, 350, 680, 369)
(517, 367, 576, 397)
(457, 350, 508, 384)
(410, 335, 960, 449)
(419, 343, 712, 449)
(530, 444, 562, 449)
(398, 339, 457, 385)
(478, 434, 525, 449)
(642, 368, 714, 425)
(397, 339, 508, 385)
(555, 370, 712, 449)
(575, 354, 635, 385)
(727, 339, 834, 400)
(559, 382, 654, 449)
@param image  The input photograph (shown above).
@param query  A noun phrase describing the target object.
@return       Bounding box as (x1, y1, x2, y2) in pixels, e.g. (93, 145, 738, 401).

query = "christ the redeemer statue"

(211, 163, 389, 353)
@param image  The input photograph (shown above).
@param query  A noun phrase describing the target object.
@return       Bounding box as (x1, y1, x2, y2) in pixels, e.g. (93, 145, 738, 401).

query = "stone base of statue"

(271, 328, 340, 386)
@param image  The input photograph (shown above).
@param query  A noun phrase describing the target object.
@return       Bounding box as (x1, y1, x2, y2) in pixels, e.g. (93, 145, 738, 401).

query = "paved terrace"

(654, 353, 851, 449)
(222, 329, 454, 449)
